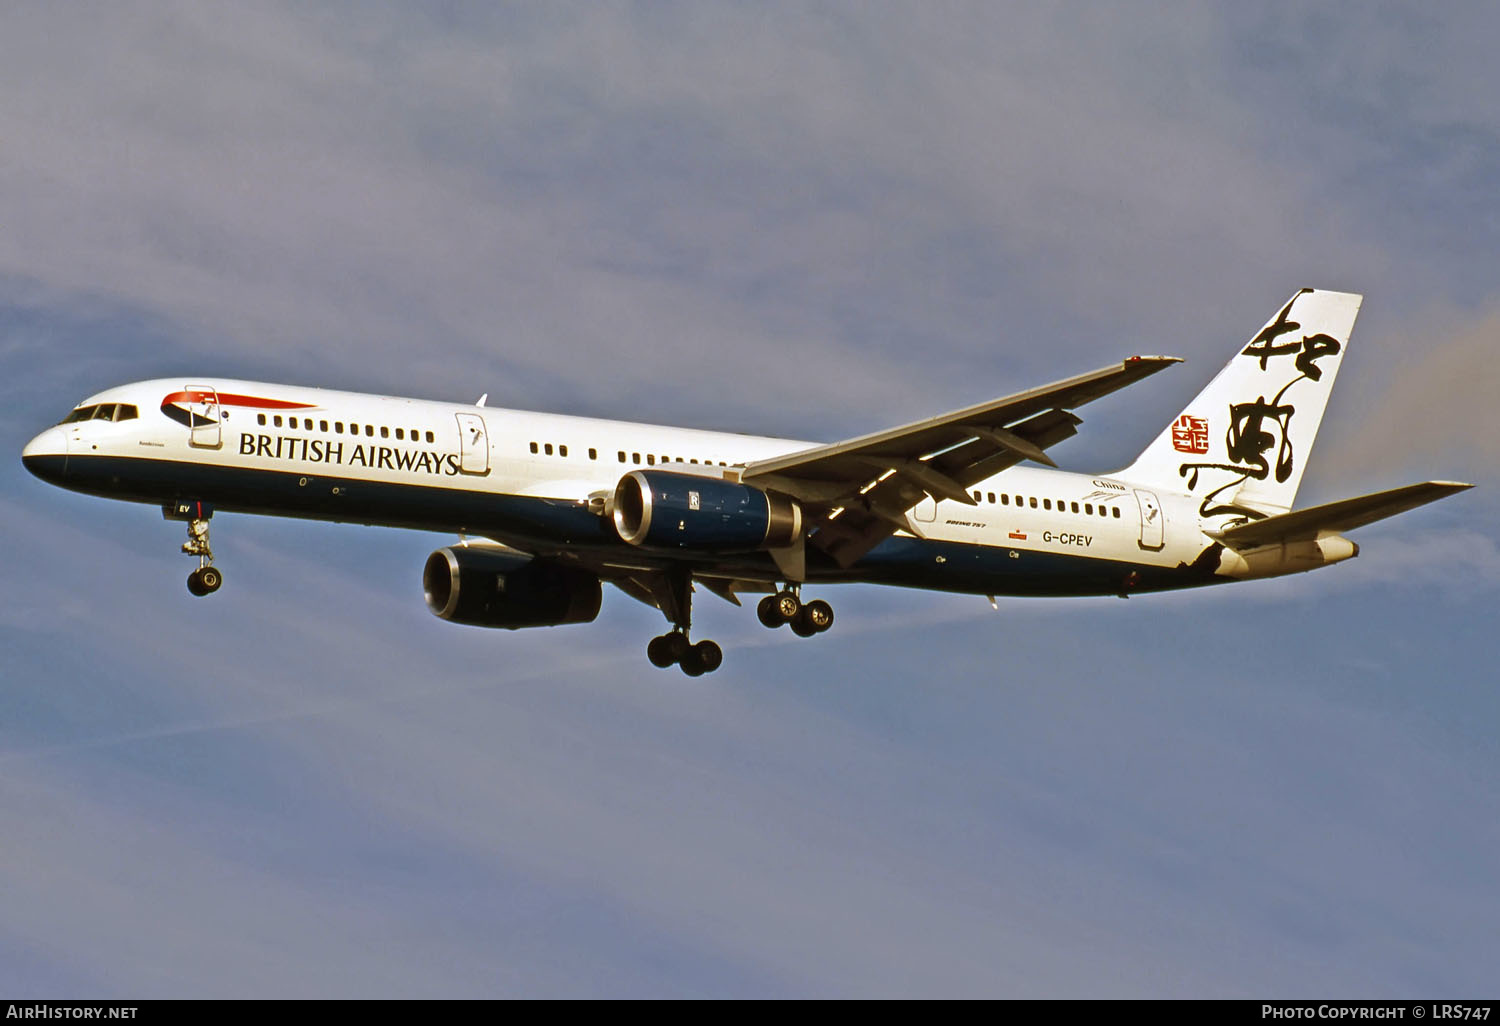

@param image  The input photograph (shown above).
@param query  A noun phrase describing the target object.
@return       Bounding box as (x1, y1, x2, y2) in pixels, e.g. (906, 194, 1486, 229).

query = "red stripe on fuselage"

(161, 391, 317, 410)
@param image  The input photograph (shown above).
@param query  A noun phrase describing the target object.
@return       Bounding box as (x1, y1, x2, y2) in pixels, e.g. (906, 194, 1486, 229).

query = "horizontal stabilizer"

(1212, 481, 1473, 549)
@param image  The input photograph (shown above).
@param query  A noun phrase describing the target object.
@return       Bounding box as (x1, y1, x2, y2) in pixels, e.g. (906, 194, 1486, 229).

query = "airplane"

(21, 288, 1472, 675)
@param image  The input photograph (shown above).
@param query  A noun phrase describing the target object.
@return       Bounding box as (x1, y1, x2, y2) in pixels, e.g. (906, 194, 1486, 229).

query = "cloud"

(5, 2, 1463, 439)
(1317, 304, 1500, 486)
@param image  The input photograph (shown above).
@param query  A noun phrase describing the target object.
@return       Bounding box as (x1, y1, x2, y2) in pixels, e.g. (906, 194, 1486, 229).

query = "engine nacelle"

(423, 546, 602, 629)
(612, 470, 802, 551)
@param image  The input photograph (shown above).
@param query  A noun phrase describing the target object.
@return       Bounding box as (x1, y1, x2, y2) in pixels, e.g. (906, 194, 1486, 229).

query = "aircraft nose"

(21, 426, 67, 482)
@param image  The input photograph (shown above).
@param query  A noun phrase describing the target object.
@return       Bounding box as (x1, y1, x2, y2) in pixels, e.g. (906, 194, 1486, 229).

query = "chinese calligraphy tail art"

(1121, 289, 1361, 526)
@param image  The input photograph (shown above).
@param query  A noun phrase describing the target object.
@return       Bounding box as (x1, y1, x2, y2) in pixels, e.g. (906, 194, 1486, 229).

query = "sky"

(1, 1, 1497, 998)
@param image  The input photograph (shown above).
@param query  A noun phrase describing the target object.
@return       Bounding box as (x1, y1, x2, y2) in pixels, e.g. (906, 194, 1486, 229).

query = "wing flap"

(1212, 481, 1473, 549)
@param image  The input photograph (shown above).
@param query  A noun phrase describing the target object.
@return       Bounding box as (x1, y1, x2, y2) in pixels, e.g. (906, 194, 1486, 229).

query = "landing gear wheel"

(757, 595, 784, 629)
(665, 631, 691, 663)
(679, 647, 706, 677)
(790, 599, 833, 637)
(773, 590, 801, 622)
(804, 599, 833, 633)
(198, 566, 222, 593)
(693, 640, 723, 674)
(647, 635, 677, 668)
(187, 569, 209, 597)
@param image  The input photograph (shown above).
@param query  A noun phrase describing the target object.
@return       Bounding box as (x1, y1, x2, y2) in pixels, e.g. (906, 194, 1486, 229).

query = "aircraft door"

(186, 385, 222, 449)
(912, 495, 937, 523)
(455, 412, 490, 475)
(1134, 488, 1164, 550)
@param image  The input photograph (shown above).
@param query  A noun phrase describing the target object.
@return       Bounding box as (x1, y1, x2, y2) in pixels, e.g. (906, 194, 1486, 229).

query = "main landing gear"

(643, 567, 725, 676)
(647, 631, 723, 677)
(756, 589, 833, 638)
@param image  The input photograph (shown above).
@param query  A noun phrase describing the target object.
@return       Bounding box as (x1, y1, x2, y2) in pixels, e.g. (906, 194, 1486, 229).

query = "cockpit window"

(59, 403, 139, 424)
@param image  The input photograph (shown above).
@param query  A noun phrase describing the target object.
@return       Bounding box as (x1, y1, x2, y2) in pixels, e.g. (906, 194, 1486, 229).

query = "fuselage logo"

(1171, 414, 1210, 455)
(159, 390, 315, 429)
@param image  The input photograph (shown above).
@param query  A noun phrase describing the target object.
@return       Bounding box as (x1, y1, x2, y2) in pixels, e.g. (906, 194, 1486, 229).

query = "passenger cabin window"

(335, 423, 344, 433)
(1113, 507, 1121, 518)
(1043, 499, 1051, 510)
(647, 454, 656, 465)
(425, 431, 434, 443)
(258, 414, 267, 426)
(560, 445, 568, 457)
(365, 425, 374, 437)
(529, 442, 538, 454)
(632, 453, 641, 464)
(589, 448, 598, 460)
(1029, 497, 1037, 508)
(380, 426, 389, 438)
(618, 451, 626, 463)
(395, 428, 404, 440)
(320, 420, 329, 432)
(273, 415, 283, 427)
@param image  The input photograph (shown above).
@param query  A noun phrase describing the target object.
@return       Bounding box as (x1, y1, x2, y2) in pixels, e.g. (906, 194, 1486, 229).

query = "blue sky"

(1, 2, 1496, 997)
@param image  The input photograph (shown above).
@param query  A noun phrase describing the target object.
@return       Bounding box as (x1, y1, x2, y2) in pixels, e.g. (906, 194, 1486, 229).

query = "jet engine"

(612, 470, 801, 551)
(423, 546, 601, 629)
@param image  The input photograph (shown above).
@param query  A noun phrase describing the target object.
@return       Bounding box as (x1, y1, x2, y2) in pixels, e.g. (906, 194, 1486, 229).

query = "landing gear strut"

(644, 567, 723, 676)
(757, 588, 833, 637)
(181, 516, 222, 597)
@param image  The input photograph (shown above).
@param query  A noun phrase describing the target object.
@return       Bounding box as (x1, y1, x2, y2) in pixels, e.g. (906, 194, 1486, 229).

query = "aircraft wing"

(1211, 481, 1473, 549)
(740, 356, 1181, 567)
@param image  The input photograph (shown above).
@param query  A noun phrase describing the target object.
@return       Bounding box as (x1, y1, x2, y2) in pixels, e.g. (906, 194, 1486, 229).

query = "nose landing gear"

(166, 502, 222, 596)
(183, 518, 222, 596)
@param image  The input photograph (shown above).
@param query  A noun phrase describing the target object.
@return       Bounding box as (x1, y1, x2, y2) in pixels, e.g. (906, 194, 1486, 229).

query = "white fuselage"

(22, 377, 1327, 598)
